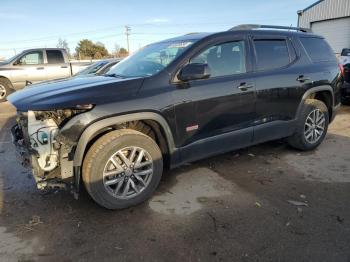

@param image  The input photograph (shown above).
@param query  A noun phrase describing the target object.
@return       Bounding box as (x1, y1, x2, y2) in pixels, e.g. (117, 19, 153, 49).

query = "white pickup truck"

(0, 48, 90, 102)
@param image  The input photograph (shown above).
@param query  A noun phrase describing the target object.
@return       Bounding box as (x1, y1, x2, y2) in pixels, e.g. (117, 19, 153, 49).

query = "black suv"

(9, 24, 342, 209)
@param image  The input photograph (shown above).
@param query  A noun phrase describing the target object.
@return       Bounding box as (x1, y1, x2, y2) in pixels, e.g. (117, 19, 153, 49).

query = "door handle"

(36, 67, 44, 70)
(238, 82, 254, 91)
(296, 75, 311, 82)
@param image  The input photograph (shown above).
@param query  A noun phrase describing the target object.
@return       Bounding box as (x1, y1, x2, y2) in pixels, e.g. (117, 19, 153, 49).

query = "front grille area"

(11, 112, 35, 167)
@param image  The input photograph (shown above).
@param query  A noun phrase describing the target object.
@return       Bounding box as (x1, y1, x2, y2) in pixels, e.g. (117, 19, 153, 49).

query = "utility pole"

(125, 25, 131, 54)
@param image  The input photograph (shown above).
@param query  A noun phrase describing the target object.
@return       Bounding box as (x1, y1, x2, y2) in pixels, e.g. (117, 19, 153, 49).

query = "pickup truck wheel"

(288, 99, 329, 151)
(82, 129, 163, 210)
(0, 78, 13, 102)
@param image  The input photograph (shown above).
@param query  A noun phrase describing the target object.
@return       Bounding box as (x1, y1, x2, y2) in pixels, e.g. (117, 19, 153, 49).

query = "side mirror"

(178, 63, 210, 82)
(13, 59, 21, 66)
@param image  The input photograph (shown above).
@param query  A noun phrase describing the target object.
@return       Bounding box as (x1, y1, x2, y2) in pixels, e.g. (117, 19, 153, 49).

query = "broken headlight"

(34, 104, 94, 127)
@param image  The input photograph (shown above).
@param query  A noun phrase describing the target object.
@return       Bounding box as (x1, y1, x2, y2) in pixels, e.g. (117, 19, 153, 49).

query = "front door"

(11, 50, 46, 89)
(173, 38, 256, 162)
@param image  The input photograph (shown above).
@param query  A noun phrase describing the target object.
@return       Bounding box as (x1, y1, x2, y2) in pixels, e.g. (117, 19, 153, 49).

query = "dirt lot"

(0, 102, 350, 262)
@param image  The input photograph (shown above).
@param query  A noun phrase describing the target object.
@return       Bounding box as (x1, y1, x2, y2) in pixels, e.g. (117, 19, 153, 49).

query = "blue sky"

(0, 0, 316, 58)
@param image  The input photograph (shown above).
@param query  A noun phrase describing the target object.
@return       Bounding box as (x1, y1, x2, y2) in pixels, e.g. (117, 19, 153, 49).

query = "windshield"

(0, 52, 23, 64)
(106, 40, 194, 77)
(76, 61, 109, 76)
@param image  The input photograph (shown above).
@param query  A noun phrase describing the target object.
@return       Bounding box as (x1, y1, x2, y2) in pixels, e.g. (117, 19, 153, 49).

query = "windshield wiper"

(103, 73, 126, 78)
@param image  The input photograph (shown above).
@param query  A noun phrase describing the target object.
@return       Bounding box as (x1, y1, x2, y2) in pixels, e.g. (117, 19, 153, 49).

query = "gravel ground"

(0, 102, 350, 262)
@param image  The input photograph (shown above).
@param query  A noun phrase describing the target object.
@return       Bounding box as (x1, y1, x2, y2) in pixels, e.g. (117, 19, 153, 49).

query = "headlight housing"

(34, 104, 94, 127)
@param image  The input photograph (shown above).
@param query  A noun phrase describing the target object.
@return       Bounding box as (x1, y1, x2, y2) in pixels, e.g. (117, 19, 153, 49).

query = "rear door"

(173, 35, 256, 162)
(44, 50, 71, 80)
(251, 35, 306, 143)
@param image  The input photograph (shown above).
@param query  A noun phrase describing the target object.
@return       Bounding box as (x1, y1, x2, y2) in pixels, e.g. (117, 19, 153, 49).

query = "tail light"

(339, 63, 345, 77)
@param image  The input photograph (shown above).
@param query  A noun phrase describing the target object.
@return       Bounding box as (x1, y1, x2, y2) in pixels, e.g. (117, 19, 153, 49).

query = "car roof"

(155, 29, 321, 45)
(22, 48, 66, 52)
(156, 33, 213, 43)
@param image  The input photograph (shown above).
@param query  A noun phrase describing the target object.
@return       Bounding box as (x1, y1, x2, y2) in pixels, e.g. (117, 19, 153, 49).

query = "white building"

(297, 0, 350, 54)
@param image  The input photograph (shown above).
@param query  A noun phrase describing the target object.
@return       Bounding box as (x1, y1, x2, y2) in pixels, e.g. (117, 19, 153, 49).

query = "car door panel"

(251, 36, 306, 142)
(190, 74, 256, 140)
(172, 36, 256, 161)
(44, 50, 71, 80)
(11, 51, 46, 88)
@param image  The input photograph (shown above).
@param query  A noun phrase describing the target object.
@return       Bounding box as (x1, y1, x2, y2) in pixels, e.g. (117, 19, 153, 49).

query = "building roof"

(298, 0, 350, 28)
(302, 0, 325, 12)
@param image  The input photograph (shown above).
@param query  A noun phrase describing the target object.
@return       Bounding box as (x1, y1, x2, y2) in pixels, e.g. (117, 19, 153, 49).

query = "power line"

(0, 18, 294, 45)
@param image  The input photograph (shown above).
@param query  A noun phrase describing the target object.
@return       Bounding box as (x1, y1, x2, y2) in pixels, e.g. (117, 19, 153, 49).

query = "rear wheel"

(82, 129, 163, 209)
(288, 99, 329, 151)
(0, 78, 13, 103)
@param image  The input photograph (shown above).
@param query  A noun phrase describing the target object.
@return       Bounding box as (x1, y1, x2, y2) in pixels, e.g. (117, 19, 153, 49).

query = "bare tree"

(57, 38, 70, 57)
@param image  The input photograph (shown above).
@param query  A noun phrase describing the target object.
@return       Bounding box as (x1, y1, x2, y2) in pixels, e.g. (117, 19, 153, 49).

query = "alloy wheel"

(103, 146, 153, 199)
(304, 109, 326, 144)
(0, 84, 6, 100)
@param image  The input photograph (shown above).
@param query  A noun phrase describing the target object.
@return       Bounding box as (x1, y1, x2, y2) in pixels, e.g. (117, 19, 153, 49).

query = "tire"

(0, 78, 14, 103)
(124, 121, 156, 140)
(82, 129, 163, 209)
(287, 99, 329, 151)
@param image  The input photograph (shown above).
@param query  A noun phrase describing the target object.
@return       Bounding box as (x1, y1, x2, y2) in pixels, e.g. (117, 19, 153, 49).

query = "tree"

(113, 44, 120, 57)
(57, 38, 70, 57)
(94, 42, 108, 57)
(94, 51, 102, 59)
(117, 47, 129, 57)
(75, 39, 109, 59)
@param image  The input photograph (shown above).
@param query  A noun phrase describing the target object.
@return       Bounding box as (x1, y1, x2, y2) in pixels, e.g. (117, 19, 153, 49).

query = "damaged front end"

(11, 106, 93, 196)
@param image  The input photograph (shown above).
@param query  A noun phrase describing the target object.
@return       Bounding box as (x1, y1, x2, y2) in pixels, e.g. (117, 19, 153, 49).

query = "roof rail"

(229, 24, 312, 33)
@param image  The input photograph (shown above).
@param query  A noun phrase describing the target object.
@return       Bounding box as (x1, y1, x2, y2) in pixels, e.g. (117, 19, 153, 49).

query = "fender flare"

(0, 75, 15, 91)
(295, 85, 334, 120)
(73, 112, 177, 167)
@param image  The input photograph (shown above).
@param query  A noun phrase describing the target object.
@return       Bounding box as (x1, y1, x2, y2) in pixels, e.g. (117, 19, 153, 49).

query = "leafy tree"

(118, 47, 129, 57)
(94, 42, 108, 57)
(75, 39, 109, 59)
(94, 51, 102, 59)
(57, 38, 70, 57)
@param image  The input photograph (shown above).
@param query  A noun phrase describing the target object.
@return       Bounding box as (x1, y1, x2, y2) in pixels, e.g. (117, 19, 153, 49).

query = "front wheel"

(287, 99, 329, 151)
(0, 78, 13, 103)
(82, 129, 163, 209)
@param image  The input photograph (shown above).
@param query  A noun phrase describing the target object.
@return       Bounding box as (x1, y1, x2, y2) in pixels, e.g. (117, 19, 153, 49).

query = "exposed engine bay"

(11, 109, 85, 192)
(27, 111, 59, 172)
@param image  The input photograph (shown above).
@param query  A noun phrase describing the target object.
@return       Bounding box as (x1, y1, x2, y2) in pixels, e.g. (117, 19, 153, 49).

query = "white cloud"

(145, 18, 170, 24)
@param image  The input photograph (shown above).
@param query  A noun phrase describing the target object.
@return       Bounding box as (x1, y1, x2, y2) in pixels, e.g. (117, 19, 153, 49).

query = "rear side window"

(254, 39, 290, 70)
(46, 50, 65, 64)
(300, 37, 335, 62)
(341, 48, 350, 56)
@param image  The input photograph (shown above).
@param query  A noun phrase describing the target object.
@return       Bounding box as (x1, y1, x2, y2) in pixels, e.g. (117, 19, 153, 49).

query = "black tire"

(287, 99, 329, 151)
(82, 129, 163, 209)
(0, 78, 14, 103)
(124, 121, 156, 140)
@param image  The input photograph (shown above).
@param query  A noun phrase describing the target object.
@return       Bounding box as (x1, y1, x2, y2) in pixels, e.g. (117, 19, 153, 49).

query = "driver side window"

(190, 41, 246, 78)
(16, 51, 43, 65)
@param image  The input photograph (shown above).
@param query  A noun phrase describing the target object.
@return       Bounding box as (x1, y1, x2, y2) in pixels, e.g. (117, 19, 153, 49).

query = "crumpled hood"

(8, 75, 144, 111)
